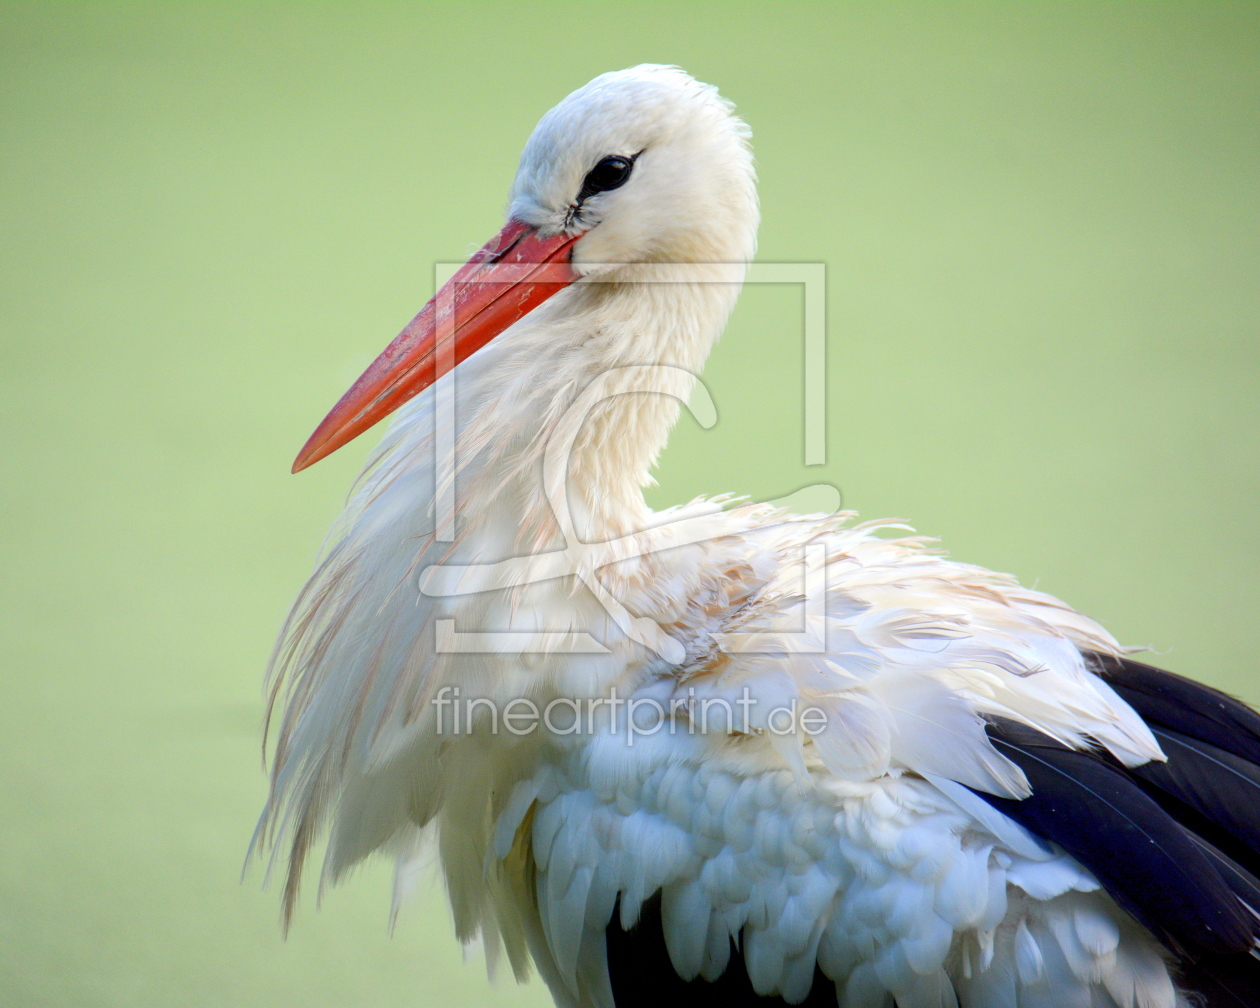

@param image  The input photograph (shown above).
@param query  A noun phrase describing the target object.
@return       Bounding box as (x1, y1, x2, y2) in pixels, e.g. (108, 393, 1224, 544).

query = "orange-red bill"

(292, 219, 582, 472)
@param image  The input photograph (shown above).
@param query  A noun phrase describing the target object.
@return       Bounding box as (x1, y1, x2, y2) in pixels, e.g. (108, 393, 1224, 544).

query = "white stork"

(260, 65, 1260, 1008)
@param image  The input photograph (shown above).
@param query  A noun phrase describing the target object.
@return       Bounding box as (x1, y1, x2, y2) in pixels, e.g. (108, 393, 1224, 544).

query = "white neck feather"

(383, 264, 744, 551)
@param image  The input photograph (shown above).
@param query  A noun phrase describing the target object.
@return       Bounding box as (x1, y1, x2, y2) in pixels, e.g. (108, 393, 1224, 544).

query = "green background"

(2, 2, 1257, 1005)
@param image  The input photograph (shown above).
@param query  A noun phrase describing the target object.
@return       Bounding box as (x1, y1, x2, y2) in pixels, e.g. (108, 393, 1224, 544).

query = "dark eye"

(577, 155, 635, 202)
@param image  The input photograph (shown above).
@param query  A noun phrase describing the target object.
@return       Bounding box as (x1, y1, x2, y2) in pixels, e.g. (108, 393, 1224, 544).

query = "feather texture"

(974, 717, 1258, 956)
(607, 895, 835, 1006)
(1090, 654, 1260, 767)
(1131, 727, 1260, 875)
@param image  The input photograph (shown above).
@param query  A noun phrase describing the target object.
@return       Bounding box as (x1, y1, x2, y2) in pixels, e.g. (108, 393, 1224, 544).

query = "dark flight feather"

(974, 717, 1257, 956)
(1181, 832, 1260, 922)
(1174, 956, 1260, 1008)
(1129, 726, 1260, 875)
(1163, 838, 1260, 1008)
(1089, 653, 1260, 767)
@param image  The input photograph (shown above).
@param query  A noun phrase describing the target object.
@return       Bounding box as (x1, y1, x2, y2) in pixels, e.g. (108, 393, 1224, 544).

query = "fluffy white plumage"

(261, 66, 1195, 1007)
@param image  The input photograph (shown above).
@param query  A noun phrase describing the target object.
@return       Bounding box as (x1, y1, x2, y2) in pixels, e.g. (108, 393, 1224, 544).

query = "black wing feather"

(975, 717, 1257, 955)
(1089, 653, 1260, 766)
(1128, 726, 1260, 876)
(1174, 958, 1260, 1008)
(1161, 838, 1260, 1008)
(977, 663, 1260, 1008)
(1181, 832, 1260, 919)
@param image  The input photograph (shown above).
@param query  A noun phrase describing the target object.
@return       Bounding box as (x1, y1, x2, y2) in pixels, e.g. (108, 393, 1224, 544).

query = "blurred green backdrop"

(2, 2, 1257, 1005)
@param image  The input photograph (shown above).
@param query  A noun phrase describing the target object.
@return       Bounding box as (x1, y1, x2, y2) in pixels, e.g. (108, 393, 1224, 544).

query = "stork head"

(511, 64, 757, 269)
(292, 65, 756, 472)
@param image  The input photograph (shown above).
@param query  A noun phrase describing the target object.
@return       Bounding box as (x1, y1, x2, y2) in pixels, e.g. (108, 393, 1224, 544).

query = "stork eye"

(577, 155, 635, 202)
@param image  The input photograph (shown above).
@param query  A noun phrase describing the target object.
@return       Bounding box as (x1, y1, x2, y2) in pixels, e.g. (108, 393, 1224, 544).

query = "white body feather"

(263, 66, 1190, 1007)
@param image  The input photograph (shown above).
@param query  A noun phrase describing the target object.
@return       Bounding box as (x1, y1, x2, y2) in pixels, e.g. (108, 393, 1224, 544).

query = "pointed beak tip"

(290, 439, 328, 474)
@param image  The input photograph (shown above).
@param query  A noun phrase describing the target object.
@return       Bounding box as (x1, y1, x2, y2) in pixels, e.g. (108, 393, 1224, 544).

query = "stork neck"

(455, 269, 741, 544)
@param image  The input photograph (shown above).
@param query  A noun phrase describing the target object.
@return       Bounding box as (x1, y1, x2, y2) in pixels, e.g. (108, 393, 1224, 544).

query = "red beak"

(292, 220, 581, 472)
